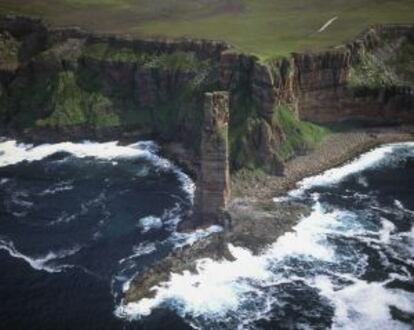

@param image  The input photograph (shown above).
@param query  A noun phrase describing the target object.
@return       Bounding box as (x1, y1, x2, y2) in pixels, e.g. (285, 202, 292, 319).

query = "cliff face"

(0, 16, 223, 149)
(218, 25, 413, 129)
(0, 15, 413, 229)
(294, 25, 414, 124)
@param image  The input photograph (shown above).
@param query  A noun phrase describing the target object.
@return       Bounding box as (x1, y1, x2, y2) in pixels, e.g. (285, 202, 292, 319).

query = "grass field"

(0, 0, 413, 58)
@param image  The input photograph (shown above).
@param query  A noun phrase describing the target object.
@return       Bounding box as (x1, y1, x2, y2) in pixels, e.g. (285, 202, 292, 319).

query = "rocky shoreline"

(232, 125, 414, 200)
(124, 125, 414, 305)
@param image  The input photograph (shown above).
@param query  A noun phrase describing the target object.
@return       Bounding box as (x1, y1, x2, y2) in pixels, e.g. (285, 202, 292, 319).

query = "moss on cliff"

(36, 73, 121, 129)
(275, 105, 328, 161)
(349, 35, 414, 90)
(348, 53, 400, 90)
(0, 31, 19, 66)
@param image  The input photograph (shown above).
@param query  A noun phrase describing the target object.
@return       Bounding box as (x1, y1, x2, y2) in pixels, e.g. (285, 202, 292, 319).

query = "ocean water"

(0, 140, 413, 329)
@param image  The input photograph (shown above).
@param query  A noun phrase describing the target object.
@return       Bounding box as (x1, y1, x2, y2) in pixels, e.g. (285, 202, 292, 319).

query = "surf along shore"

(123, 125, 414, 306)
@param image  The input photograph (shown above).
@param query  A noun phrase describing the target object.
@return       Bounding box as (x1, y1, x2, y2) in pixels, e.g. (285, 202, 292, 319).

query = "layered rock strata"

(294, 25, 414, 123)
(192, 92, 231, 228)
(0, 15, 413, 229)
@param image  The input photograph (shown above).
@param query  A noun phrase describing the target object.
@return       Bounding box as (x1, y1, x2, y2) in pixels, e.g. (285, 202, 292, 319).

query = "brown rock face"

(295, 25, 414, 124)
(193, 92, 231, 228)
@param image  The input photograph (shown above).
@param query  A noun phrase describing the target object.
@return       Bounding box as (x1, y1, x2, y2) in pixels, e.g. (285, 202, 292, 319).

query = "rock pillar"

(193, 91, 231, 228)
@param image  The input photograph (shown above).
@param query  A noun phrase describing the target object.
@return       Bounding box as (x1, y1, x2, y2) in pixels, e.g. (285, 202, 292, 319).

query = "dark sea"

(0, 139, 413, 330)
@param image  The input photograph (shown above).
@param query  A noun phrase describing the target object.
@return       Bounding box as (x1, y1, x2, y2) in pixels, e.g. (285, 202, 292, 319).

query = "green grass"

(275, 105, 329, 160)
(1, 1, 413, 58)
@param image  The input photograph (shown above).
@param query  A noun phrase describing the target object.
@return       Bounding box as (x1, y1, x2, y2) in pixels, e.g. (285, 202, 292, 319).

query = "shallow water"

(1, 140, 413, 329)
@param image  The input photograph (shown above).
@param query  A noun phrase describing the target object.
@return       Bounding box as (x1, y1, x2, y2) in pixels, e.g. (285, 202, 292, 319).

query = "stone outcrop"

(192, 92, 231, 228)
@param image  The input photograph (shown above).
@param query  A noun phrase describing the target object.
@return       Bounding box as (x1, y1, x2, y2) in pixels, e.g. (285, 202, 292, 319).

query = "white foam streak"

(315, 276, 414, 330)
(379, 218, 396, 243)
(0, 238, 81, 273)
(290, 142, 414, 197)
(0, 140, 151, 167)
(170, 225, 223, 248)
(39, 181, 74, 196)
(116, 244, 271, 320)
(0, 138, 195, 204)
(395, 199, 414, 215)
(137, 216, 162, 233)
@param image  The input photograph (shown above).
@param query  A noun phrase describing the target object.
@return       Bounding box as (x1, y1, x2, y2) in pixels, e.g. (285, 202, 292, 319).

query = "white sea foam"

(116, 142, 414, 328)
(0, 140, 150, 167)
(39, 181, 74, 196)
(357, 175, 369, 187)
(379, 218, 396, 243)
(395, 199, 414, 215)
(115, 202, 342, 321)
(289, 142, 414, 197)
(115, 244, 272, 320)
(49, 211, 78, 226)
(0, 178, 9, 185)
(119, 242, 157, 264)
(0, 139, 195, 202)
(0, 238, 81, 273)
(314, 276, 414, 330)
(170, 225, 223, 248)
(137, 216, 163, 233)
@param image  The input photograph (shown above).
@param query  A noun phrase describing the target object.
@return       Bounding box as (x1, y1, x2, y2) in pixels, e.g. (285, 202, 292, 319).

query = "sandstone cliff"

(192, 92, 231, 228)
(294, 25, 414, 124)
(0, 15, 413, 229)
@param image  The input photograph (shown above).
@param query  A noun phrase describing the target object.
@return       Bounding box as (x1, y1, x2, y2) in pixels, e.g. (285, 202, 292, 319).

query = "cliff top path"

(1, 0, 413, 59)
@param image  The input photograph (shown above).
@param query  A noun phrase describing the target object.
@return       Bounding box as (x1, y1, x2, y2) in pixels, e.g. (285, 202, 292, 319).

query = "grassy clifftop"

(1, 0, 413, 59)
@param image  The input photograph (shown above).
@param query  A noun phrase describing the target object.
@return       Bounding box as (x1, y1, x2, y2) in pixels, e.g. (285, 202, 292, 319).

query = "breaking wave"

(117, 142, 414, 329)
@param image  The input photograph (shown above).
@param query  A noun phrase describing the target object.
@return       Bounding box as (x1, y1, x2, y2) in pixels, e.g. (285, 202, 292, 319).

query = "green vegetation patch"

(35, 71, 120, 128)
(348, 53, 401, 90)
(275, 105, 328, 161)
(0, 32, 20, 66)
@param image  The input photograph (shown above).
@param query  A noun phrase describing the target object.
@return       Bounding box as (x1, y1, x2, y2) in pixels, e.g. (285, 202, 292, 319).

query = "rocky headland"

(0, 15, 413, 308)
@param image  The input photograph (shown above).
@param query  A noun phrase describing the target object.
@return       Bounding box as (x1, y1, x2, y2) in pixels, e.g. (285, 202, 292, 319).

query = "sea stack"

(193, 91, 231, 228)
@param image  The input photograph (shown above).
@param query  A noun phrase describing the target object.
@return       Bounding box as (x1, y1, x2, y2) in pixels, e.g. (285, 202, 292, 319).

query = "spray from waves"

(116, 198, 413, 329)
(115, 200, 350, 322)
(0, 237, 82, 273)
(116, 143, 414, 329)
(314, 276, 414, 330)
(288, 142, 414, 198)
